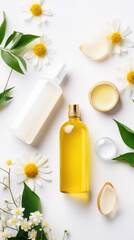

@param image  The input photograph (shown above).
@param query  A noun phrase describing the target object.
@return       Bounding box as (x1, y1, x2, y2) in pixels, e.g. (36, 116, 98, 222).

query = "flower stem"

(3, 69, 13, 92)
(0, 207, 13, 215)
(0, 181, 8, 188)
(5, 224, 18, 231)
(0, 167, 9, 174)
(63, 230, 69, 240)
(8, 169, 18, 207)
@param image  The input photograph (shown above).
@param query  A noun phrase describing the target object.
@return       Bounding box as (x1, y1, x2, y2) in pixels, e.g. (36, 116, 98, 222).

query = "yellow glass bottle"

(60, 104, 89, 193)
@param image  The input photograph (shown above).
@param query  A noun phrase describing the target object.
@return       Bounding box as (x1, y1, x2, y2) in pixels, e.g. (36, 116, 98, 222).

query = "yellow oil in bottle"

(60, 104, 89, 193)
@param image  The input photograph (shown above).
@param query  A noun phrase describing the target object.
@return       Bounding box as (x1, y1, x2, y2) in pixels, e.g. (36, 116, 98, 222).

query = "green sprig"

(0, 87, 14, 107)
(112, 120, 134, 167)
(0, 11, 40, 108)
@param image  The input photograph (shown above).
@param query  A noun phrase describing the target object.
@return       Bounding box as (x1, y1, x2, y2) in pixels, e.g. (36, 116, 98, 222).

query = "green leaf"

(0, 87, 14, 107)
(114, 119, 134, 149)
(12, 52, 27, 71)
(16, 55, 27, 71)
(1, 50, 24, 74)
(132, 99, 134, 102)
(0, 11, 6, 45)
(113, 152, 134, 167)
(4, 31, 17, 47)
(11, 34, 40, 50)
(22, 183, 40, 219)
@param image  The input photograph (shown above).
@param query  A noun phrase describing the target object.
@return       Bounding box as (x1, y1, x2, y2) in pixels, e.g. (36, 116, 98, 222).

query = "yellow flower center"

(45, 221, 49, 227)
(111, 32, 122, 44)
(30, 4, 42, 16)
(31, 232, 37, 238)
(24, 163, 38, 178)
(11, 219, 17, 225)
(22, 222, 29, 229)
(127, 71, 134, 84)
(6, 159, 12, 166)
(34, 212, 40, 218)
(33, 43, 47, 57)
(15, 208, 21, 215)
(2, 233, 8, 238)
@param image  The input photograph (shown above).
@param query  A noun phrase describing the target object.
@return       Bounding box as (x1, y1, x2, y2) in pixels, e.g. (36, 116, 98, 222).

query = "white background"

(0, 0, 134, 239)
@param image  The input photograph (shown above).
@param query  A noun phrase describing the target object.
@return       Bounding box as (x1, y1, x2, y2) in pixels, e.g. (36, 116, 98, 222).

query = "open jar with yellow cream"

(89, 81, 119, 112)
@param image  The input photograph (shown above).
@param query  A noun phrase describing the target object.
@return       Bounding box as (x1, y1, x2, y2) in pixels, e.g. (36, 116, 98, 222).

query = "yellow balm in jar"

(89, 81, 119, 112)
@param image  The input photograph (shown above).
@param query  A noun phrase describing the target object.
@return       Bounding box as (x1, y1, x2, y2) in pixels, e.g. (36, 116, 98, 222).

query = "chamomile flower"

(28, 229, 37, 240)
(117, 60, 134, 95)
(30, 211, 43, 225)
(11, 207, 25, 220)
(106, 19, 134, 54)
(15, 152, 52, 190)
(21, 0, 53, 25)
(23, 35, 53, 70)
(0, 215, 8, 228)
(7, 217, 20, 228)
(45, 221, 50, 228)
(6, 160, 13, 166)
(21, 218, 31, 231)
(0, 229, 11, 240)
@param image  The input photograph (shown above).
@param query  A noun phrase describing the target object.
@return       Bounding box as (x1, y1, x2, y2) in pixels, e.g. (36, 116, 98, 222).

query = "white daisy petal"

(35, 177, 42, 186)
(24, 13, 33, 20)
(15, 152, 51, 190)
(33, 155, 42, 164)
(122, 38, 134, 48)
(17, 175, 26, 183)
(113, 19, 120, 32)
(43, 56, 49, 65)
(24, 51, 34, 60)
(127, 84, 133, 96)
(39, 168, 52, 173)
(120, 46, 128, 53)
(38, 173, 52, 182)
(116, 60, 134, 95)
(22, 33, 53, 70)
(26, 178, 35, 191)
(41, 16, 47, 23)
(36, 59, 43, 70)
(44, 10, 53, 16)
(30, 56, 39, 66)
(21, 0, 52, 25)
(36, 157, 48, 167)
(113, 44, 121, 54)
(106, 19, 134, 55)
(30, 152, 37, 162)
(121, 26, 131, 37)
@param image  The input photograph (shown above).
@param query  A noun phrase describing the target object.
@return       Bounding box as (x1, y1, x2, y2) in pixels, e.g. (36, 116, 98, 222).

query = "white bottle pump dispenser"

(11, 63, 66, 144)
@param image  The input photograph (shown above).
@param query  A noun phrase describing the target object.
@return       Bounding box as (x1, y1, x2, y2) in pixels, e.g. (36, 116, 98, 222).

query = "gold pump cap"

(68, 104, 80, 118)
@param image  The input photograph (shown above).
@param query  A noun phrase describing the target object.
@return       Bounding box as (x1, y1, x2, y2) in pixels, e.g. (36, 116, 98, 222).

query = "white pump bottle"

(11, 63, 66, 144)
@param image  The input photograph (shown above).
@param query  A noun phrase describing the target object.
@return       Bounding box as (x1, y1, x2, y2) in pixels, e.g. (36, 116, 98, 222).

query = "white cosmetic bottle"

(11, 63, 66, 144)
